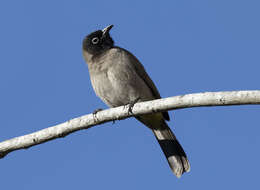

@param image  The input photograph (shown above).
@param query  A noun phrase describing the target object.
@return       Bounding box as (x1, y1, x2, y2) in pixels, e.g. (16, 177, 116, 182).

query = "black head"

(83, 25, 114, 56)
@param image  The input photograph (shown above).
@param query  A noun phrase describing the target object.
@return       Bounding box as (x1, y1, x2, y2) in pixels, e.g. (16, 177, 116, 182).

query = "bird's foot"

(93, 108, 116, 124)
(128, 97, 141, 115)
(92, 108, 103, 123)
(93, 108, 103, 115)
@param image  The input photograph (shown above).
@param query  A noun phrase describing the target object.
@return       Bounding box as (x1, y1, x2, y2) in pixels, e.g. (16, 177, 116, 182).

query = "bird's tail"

(152, 122, 190, 178)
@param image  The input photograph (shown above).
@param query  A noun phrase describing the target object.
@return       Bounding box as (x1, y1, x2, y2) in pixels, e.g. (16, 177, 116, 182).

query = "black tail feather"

(152, 124, 190, 177)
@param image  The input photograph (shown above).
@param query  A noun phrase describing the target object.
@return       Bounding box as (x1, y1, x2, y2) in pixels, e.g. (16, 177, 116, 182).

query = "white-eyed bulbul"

(82, 25, 190, 177)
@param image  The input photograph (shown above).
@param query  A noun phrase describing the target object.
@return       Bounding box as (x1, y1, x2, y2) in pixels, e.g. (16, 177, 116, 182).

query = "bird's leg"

(128, 97, 141, 114)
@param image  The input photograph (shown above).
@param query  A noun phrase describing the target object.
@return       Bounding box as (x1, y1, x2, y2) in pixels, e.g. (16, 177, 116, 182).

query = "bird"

(82, 25, 190, 178)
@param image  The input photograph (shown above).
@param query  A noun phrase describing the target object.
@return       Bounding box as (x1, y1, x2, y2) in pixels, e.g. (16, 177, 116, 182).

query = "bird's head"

(82, 25, 114, 57)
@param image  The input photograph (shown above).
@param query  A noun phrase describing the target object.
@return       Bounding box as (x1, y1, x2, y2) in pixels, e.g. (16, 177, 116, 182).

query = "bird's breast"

(88, 54, 154, 107)
(89, 65, 139, 107)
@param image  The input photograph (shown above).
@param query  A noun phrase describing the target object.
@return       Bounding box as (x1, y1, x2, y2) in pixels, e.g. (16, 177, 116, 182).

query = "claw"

(93, 108, 103, 115)
(128, 97, 140, 114)
(93, 108, 116, 124)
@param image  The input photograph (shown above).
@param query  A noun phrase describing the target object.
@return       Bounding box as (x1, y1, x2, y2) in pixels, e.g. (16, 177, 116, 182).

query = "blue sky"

(0, 0, 260, 189)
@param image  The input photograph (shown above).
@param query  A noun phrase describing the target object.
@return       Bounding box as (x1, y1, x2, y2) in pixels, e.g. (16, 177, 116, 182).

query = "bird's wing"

(116, 47, 170, 121)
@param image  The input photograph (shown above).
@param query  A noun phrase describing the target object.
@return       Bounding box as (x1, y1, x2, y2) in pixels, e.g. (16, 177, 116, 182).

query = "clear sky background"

(0, 0, 260, 189)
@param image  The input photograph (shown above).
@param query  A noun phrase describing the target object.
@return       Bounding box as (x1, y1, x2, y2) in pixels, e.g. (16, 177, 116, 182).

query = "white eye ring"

(92, 37, 99, 44)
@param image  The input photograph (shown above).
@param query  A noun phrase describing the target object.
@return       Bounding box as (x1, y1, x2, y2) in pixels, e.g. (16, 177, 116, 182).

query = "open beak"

(102, 25, 114, 36)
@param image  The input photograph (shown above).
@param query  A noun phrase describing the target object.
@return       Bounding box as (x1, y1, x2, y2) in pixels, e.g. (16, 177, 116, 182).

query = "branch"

(1, 90, 260, 158)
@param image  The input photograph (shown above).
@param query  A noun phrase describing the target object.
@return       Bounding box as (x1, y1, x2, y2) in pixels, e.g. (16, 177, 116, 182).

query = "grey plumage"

(82, 25, 190, 177)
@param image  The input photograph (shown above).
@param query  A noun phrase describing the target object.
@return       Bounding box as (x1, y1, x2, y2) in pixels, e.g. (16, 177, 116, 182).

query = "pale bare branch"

(1, 90, 260, 158)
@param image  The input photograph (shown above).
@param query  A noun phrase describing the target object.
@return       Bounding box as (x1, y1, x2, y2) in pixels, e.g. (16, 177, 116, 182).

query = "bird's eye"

(92, 37, 99, 44)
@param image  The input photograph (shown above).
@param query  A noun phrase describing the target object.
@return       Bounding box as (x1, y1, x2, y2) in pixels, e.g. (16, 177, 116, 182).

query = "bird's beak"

(102, 25, 113, 36)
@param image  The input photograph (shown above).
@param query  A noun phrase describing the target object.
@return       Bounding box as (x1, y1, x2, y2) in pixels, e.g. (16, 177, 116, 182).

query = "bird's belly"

(90, 73, 134, 107)
(91, 73, 153, 108)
